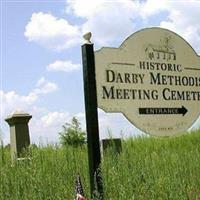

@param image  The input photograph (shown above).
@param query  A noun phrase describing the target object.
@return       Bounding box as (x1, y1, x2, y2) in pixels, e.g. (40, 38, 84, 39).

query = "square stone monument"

(5, 110, 32, 161)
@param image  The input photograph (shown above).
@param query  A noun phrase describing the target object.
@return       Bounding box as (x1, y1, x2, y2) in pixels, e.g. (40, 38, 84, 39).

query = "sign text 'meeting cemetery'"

(95, 28, 200, 136)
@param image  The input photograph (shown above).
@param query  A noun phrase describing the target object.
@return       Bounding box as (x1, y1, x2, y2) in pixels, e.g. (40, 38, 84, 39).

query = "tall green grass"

(0, 145, 89, 200)
(1, 130, 200, 199)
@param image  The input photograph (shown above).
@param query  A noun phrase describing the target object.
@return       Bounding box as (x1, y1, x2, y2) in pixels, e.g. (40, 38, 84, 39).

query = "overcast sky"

(1, 0, 200, 144)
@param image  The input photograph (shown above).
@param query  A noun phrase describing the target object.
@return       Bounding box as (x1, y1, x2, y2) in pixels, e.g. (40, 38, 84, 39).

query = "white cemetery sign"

(95, 27, 200, 136)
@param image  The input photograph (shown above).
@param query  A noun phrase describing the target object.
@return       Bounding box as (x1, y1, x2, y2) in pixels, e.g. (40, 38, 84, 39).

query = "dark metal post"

(82, 43, 103, 199)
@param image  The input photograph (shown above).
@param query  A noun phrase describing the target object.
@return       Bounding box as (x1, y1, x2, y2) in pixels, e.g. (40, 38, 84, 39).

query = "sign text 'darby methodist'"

(95, 28, 200, 136)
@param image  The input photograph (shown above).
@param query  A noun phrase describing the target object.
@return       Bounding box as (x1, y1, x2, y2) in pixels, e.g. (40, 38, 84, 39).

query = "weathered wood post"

(5, 111, 32, 161)
(81, 33, 103, 199)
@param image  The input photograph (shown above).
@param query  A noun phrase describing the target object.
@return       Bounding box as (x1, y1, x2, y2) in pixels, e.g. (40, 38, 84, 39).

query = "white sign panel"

(95, 27, 200, 136)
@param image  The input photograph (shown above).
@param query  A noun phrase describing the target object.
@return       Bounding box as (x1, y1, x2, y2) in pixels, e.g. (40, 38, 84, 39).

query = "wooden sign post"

(81, 41, 103, 199)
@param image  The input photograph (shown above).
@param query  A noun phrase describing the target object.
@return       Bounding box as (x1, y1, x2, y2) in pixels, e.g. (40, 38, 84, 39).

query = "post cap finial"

(83, 32, 92, 44)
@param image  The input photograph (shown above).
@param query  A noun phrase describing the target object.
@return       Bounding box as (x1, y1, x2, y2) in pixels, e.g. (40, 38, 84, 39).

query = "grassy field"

(1, 130, 200, 200)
